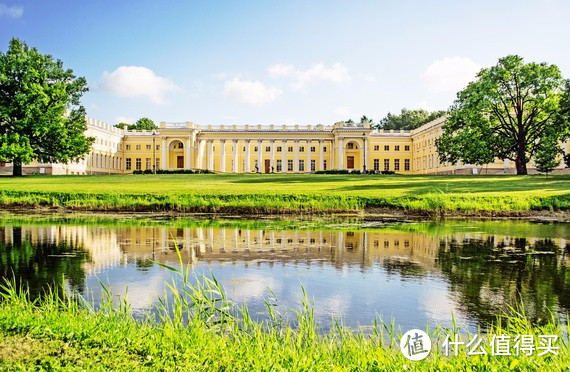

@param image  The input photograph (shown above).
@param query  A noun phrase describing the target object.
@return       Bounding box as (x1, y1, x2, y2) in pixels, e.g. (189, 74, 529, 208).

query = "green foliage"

(0, 275, 568, 370)
(114, 117, 158, 131)
(534, 134, 562, 174)
(377, 108, 445, 130)
(437, 55, 568, 175)
(0, 38, 93, 176)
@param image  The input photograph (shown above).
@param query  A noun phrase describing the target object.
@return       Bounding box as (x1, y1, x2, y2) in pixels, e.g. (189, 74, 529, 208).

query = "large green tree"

(377, 108, 445, 130)
(0, 38, 93, 176)
(114, 117, 157, 131)
(436, 55, 568, 175)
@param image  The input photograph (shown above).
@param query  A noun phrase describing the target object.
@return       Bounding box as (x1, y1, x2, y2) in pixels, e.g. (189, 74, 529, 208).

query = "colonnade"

(192, 138, 330, 173)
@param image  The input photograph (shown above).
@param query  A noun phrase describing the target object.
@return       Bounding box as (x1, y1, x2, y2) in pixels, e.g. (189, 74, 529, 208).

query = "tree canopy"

(0, 38, 93, 176)
(115, 117, 157, 131)
(376, 108, 445, 131)
(436, 55, 568, 175)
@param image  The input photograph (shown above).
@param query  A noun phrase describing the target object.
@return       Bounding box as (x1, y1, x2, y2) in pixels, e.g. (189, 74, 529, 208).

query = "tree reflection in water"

(436, 236, 569, 326)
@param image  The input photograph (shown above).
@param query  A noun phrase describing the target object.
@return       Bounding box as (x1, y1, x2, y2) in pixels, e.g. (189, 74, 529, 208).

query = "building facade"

(1, 116, 568, 175)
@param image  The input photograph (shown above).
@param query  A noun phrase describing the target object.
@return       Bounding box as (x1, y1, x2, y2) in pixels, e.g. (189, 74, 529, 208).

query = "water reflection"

(0, 221, 568, 331)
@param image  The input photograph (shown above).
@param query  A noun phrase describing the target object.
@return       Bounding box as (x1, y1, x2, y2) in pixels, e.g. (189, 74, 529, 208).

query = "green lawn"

(0, 174, 569, 213)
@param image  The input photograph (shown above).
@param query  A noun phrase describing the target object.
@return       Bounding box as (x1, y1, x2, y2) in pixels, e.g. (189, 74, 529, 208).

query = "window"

(155, 159, 160, 170)
(276, 160, 282, 172)
(374, 145, 379, 151)
(254, 147, 258, 152)
(323, 160, 327, 170)
(156, 144, 160, 150)
(323, 146, 327, 152)
(136, 144, 141, 150)
(311, 159, 316, 172)
(374, 159, 380, 171)
(145, 158, 151, 170)
(177, 142, 184, 149)
(299, 160, 305, 171)
(395, 145, 400, 151)
(287, 159, 293, 171)
(135, 158, 142, 170)
(299, 146, 305, 152)
(310, 146, 316, 152)
(394, 159, 400, 171)
(404, 145, 410, 151)
(404, 159, 410, 171)
(146, 144, 151, 150)
(126, 144, 131, 150)
(288, 146, 293, 152)
(277, 146, 282, 152)
(126, 158, 132, 170)
(265, 146, 270, 152)
(384, 145, 389, 151)
(384, 159, 389, 171)
(347, 143, 354, 149)
(243, 146, 246, 152)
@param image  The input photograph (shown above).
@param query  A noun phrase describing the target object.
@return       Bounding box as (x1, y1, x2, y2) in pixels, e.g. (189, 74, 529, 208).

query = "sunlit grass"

(0, 174, 569, 213)
(0, 254, 568, 370)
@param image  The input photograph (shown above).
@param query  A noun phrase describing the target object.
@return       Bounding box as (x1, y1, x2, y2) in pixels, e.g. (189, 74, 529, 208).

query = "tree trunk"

(12, 160, 22, 176)
(515, 151, 527, 175)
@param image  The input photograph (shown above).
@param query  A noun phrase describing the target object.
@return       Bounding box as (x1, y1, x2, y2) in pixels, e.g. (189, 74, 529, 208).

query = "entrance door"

(264, 159, 271, 173)
(177, 156, 184, 168)
(347, 156, 354, 169)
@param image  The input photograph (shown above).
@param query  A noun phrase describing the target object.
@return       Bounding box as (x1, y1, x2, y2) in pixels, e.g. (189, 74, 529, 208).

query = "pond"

(0, 215, 568, 332)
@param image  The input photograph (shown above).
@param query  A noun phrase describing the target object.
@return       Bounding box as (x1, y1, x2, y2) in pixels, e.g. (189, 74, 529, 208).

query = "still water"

(0, 216, 568, 332)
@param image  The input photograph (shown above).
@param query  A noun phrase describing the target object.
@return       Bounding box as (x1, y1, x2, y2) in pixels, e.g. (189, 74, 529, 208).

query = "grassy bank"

(0, 278, 567, 371)
(0, 174, 569, 214)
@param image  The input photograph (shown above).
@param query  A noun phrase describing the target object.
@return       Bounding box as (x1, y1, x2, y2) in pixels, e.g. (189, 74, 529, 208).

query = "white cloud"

(420, 57, 480, 93)
(333, 106, 352, 118)
(223, 78, 281, 106)
(268, 62, 351, 89)
(0, 4, 23, 18)
(99, 66, 179, 105)
(115, 116, 134, 124)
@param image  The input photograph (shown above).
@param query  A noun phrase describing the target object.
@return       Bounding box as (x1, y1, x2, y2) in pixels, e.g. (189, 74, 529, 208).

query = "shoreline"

(2, 204, 569, 223)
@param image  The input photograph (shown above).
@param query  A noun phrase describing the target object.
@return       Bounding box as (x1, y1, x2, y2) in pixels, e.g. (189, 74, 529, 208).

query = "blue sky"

(1, 0, 569, 126)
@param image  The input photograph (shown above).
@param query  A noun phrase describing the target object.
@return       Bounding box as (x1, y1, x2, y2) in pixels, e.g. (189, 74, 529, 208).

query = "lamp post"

(362, 131, 367, 173)
(152, 131, 157, 174)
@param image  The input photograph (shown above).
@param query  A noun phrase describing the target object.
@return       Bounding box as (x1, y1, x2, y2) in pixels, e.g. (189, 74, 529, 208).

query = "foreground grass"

(0, 279, 568, 371)
(0, 174, 569, 214)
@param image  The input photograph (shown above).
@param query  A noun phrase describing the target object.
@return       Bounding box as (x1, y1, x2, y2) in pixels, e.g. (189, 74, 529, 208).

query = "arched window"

(347, 142, 356, 149)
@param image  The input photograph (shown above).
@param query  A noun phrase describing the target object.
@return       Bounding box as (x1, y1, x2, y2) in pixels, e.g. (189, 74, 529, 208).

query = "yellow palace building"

(2, 116, 568, 175)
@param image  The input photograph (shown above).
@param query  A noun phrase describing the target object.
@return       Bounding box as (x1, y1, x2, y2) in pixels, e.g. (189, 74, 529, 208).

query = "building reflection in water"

(0, 223, 568, 330)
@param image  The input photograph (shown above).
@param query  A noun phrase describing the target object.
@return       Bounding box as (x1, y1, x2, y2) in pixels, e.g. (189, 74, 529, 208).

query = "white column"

(282, 140, 287, 173)
(257, 139, 262, 173)
(233, 140, 239, 173)
(319, 140, 324, 171)
(337, 137, 344, 169)
(294, 140, 299, 173)
(185, 136, 191, 169)
(207, 140, 214, 171)
(270, 140, 275, 173)
(306, 139, 312, 173)
(245, 140, 251, 173)
(363, 137, 368, 172)
(220, 140, 226, 173)
(161, 137, 167, 169)
(197, 139, 205, 169)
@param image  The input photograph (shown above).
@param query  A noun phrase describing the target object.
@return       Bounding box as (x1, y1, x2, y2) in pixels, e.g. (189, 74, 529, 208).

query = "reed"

(0, 246, 568, 370)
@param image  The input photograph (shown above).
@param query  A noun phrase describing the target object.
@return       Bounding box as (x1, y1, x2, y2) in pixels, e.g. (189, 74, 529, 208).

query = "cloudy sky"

(1, 0, 569, 126)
